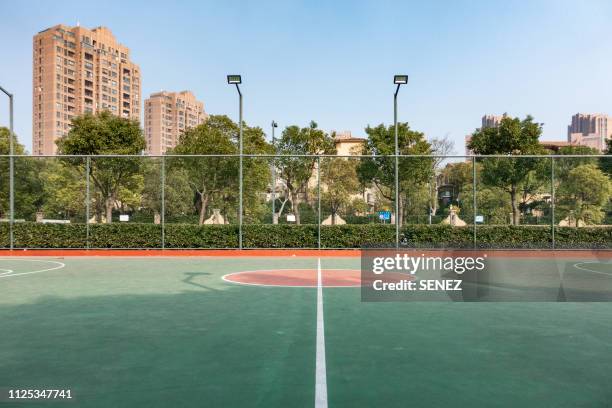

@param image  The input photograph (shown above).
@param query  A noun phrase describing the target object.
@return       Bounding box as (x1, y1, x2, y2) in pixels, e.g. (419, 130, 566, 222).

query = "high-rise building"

(144, 90, 207, 155)
(481, 114, 505, 129)
(567, 113, 612, 152)
(32, 24, 141, 155)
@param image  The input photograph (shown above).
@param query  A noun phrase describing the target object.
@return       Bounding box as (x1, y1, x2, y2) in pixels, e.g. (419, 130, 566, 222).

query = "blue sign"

(378, 211, 391, 221)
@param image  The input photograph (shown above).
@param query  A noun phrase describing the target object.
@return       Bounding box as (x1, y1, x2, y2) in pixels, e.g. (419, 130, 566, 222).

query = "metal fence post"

(551, 156, 555, 250)
(161, 156, 165, 249)
(85, 156, 90, 249)
(317, 156, 321, 250)
(472, 156, 477, 249)
(9, 154, 14, 250)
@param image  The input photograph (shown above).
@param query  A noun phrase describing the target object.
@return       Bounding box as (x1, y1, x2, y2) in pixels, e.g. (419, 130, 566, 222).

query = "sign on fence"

(378, 211, 391, 221)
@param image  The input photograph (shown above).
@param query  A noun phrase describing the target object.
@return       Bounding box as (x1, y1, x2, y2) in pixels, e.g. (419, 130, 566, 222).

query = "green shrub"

(13, 223, 87, 248)
(165, 224, 238, 248)
(89, 223, 162, 248)
(475, 225, 552, 249)
(244, 224, 317, 248)
(0, 223, 9, 247)
(322, 224, 395, 248)
(555, 226, 612, 249)
(0, 222, 609, 249)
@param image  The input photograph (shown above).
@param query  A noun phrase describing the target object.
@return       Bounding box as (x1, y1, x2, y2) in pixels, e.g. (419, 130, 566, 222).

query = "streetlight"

(227, 75, 243, 248)
(393, 75, 408, 248)
(0, 85, 14, 249)
(271, 120, 278, 224)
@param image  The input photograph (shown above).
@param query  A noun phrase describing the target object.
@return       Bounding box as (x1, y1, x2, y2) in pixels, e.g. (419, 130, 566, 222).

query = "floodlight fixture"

(227, 75, 242, 84)
(394, 75, 408, 85)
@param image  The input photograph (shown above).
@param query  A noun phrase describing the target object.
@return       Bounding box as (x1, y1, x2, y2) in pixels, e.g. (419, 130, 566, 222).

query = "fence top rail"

(1, 154, 610, 158)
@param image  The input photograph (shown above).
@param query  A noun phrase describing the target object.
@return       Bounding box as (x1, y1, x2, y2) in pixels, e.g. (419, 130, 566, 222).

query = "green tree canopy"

(0, 128, 44, 220)
(171, 115, 271, 225)
(555, 145, 600, 180)
(274, 121, 336, 224)
(321, 158, 361, 224)
(56, 111, 146, 223)
(0, 127, 26, 155)
(468, 115, 546, 225)
(357, 122, 432, 226)
(601, 139, 612, 176)
(557, 164, 611, 225)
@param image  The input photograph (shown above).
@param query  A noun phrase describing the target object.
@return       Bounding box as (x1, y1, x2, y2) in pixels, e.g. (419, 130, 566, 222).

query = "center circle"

(222, 269, 417, 287)
(222, 269, 362, 287)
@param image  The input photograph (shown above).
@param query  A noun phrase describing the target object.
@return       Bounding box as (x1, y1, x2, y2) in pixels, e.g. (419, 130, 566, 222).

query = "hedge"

(0, 222, 610, 249)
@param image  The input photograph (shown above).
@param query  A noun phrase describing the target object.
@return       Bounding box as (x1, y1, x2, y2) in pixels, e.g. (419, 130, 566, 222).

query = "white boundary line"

(315, 258, 328, 408)
(0, 268, 14, 276)
(573, 262, 612, 277)
(221, 268, 361, 288)
(0, 259, 66, 279)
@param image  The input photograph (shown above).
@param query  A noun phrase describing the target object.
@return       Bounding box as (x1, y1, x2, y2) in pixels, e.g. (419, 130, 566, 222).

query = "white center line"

(315, 258, 328, 408)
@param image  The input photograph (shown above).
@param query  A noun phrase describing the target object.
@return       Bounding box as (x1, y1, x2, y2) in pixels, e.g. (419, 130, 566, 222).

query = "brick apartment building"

(32, 24, 141, 155)
(144, 90, 207, 155)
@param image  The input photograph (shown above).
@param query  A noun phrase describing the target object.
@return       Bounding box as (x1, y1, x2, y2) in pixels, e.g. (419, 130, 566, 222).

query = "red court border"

(0, 249, 609, 258)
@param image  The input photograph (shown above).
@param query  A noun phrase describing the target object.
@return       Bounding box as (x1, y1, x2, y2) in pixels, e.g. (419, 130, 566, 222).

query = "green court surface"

(1, 255, 611, 407)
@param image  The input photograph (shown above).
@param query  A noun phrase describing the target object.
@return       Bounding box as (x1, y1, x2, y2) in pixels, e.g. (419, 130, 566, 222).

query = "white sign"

(119, 214, 130, 222)
(286, 214, 296, 222)
(475, 215, 484, 223)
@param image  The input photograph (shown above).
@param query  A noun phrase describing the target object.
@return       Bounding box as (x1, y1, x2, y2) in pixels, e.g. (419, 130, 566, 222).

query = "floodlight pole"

(271, 121, 277, 224)
(472, 156, 477, 249)
(394, 83, 401, 248)
(1, 86, 14, 249)
(236, 83, 243, 249)
(86, 156, 90, 248)
(551, 157, 555, 249)
(161, 156, 166, 249)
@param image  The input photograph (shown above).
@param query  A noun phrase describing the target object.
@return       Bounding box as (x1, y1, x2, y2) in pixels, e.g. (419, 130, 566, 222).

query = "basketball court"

(1, 250, 611, 407)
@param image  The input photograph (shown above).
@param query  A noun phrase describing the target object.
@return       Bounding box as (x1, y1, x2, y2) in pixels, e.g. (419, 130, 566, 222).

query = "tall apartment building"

(481, 114, 505, 129)
(567, 113, 612, 152)
(33, 24, 141, 155)
(144, 90, 207, 155)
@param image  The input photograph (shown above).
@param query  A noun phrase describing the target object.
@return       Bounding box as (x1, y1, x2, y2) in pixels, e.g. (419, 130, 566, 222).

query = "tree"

(0, 127, 44, 220)
(357, 122, 433, 226)
(468, 115, 546, 225)
(429, 135, 455, 218)
(39, 160, 86, 221)
(557, 164, 611, 226)
(321, 158, 361, 224)
(275, 121, 335, 224)
(141, 160, 192, 223)
(601, 139, 612, 176)
(555, 145, 599, 180)
(171, 115, 271, 225)
(461, 185, 513, 224)
(56, 111, 145, 223)
(439, 161, 474, 205)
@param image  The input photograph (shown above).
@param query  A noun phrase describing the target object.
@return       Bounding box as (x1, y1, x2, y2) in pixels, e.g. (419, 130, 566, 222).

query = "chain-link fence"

(0, 154, 610, 249)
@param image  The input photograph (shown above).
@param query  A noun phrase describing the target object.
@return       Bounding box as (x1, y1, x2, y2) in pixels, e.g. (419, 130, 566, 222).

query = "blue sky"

(1, 0, 612, 153)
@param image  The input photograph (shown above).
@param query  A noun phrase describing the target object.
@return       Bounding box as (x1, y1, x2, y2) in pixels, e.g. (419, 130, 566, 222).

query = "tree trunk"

(510, 185, 519, 226)
(294, 193, 301, 225)
(431, 180, 439, 215)
(105, 196, 114, 224)
(198, 195, 208, 225)
(275, 197, 288, 224)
